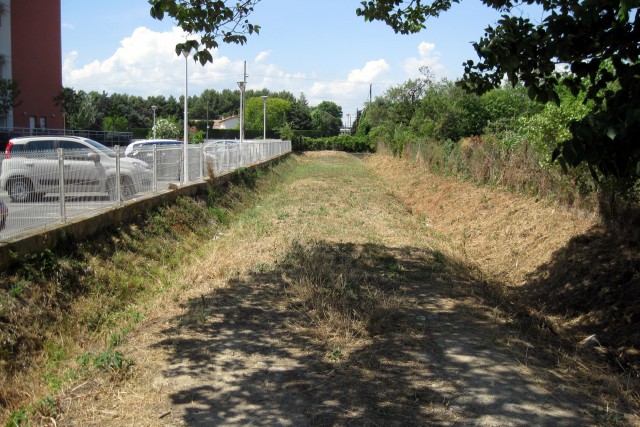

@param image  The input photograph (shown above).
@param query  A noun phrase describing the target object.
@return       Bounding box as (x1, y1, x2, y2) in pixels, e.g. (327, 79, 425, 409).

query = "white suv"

(1, 136, 152, 202)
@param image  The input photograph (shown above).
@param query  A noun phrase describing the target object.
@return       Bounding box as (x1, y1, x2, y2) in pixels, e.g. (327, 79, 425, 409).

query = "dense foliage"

(358, 75, 605, 205)
(51, 87, 342, 139)
(244, 96, 291, 132)
(0, 79, 21, 116)
(293, 135, 375, 153)
(148, 0, 261, 64)
(357, 0, 640, 193)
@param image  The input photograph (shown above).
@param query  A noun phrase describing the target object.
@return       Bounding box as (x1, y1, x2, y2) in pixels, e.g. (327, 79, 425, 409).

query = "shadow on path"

(153, 240, 596, 426)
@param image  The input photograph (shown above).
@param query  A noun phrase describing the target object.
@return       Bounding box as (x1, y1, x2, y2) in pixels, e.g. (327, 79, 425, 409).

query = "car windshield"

(79, 138, 118, 157)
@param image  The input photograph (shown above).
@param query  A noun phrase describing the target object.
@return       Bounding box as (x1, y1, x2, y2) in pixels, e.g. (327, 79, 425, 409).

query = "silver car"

(1, 136, 152, 202)
(125, 139, 184, 181)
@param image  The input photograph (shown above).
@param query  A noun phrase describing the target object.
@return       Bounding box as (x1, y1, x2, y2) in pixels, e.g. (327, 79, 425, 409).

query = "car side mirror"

(87, 152, 100, 163)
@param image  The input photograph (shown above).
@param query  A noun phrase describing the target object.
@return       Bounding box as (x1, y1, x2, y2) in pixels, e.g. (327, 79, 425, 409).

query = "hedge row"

(292, 135, 375, 153)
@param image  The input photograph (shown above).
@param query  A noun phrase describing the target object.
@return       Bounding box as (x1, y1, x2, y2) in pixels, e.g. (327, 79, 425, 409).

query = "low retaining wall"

(0, 153, 289, 270)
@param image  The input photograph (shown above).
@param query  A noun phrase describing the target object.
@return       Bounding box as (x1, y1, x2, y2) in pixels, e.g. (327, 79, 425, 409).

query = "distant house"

(212, 115, 239, 130)
(0, 0, 64, 130)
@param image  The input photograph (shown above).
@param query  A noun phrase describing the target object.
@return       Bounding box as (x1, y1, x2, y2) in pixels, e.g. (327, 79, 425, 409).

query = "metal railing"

(0, 139, 291, 241)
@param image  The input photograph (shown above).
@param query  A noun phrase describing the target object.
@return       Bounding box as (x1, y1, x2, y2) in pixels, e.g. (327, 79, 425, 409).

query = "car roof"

(130, 139, 182, 145)
(9, 135, 87, 143)
(207, 139, 238, 144)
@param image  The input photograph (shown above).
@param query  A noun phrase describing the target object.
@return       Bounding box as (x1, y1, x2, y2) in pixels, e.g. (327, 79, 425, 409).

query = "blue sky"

(61, 1, 528, 120)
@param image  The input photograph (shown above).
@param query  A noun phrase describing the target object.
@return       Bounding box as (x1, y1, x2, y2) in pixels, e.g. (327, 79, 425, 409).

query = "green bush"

(294, 135, 375, 153)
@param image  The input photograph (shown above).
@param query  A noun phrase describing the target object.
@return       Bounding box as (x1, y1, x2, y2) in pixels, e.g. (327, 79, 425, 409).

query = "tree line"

(53, 87, 345, 139)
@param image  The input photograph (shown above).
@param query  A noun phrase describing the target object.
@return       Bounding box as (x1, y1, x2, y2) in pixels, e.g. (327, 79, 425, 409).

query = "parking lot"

(0, 139, 291, 241)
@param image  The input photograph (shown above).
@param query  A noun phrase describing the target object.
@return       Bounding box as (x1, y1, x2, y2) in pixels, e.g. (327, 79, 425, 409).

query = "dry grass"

(3, 151, 639, 425)
(366, 152, 640, 412)
(365, 153, 597, 285)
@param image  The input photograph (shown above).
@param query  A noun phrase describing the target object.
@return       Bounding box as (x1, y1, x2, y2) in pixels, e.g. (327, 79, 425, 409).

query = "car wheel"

(106, 177, 117, 201)
(120, 176, 135, 200)
(0, 202, 7, 231)
(7, 178, 34, 203)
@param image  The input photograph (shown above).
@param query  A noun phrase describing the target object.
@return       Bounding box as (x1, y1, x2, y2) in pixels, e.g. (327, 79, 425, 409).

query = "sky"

(61, 0, 539, 123)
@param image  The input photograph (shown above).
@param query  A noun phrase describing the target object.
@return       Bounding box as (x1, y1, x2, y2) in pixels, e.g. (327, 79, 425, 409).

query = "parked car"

(124, 139, 184, 157)
(1, 136, 152, 202)
(203, 140, 242, 175)
(125, 139, 184, 181)
(0, 200, 7, 231)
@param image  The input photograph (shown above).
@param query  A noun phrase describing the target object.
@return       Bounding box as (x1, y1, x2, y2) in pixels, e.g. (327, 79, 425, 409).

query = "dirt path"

(59, 152, 602, 426)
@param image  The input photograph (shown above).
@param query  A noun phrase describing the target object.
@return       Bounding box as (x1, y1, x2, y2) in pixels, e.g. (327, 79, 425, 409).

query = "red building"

(0, 0, 63, 130)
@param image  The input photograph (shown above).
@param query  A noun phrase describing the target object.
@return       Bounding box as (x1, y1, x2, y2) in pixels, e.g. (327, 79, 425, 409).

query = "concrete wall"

(0, 153, 289, 270)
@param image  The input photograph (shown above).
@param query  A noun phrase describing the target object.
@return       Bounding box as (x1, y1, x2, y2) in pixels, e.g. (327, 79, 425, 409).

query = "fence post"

(153, 144, 158, 194)
(200, 144, 204, 180)
(58, 148, 66, 223)
(115, 145, 121, 205)
(180, 147, 185, 184)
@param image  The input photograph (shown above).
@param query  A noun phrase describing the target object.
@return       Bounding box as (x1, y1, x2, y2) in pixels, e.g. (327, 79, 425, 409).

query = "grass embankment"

(1, 152, 638, 425)
(0, 165, 274, 422)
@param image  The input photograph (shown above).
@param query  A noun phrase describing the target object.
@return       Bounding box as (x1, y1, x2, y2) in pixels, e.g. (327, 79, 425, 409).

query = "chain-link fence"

(0, 139, 291, 241)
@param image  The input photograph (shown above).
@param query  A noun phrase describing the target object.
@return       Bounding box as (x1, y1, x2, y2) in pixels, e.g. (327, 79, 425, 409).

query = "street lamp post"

(183, 49, 190, 184)
(237, 81, 246, 143)
(151, 105, 157, 139)
(262, 95, 268, 140)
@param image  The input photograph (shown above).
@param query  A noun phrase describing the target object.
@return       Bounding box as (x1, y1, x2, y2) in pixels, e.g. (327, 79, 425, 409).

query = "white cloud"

(308, 59, 390, 108)
(403, 41, 446, 78)
(62, 27, 387, 118)
(62, 23, 76, 30)
(255, 51, 270, 63)
(347, 59, 390, 83)
(63, 26, 245, 96)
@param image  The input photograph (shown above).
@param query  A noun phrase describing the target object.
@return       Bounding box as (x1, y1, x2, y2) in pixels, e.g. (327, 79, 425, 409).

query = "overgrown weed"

(279, 240, 402, 350)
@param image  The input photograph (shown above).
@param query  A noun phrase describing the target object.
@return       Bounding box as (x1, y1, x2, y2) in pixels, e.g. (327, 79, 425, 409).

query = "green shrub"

(295, 135, 375, 153)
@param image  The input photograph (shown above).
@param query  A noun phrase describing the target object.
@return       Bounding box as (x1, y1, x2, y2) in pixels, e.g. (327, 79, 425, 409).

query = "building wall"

(0, 0, 13, 128)
(10, 0, 63, 130)
(214, 116, 239, 130)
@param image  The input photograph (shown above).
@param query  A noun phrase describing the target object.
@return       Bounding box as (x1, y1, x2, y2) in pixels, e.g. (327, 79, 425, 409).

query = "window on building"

(40, 116, 46, 129)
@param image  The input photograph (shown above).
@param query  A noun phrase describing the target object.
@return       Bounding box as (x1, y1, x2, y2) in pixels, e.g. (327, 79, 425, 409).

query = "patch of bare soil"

(56, 152, 636, 425)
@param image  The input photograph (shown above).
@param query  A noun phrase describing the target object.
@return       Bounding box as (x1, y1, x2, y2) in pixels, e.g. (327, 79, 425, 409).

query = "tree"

(357, 0, 640, 193)
(288, 93, 313, 130)
(54, 87, 81, 129)
(314, 101, 343, 121)
(102, 115, 129, 133)
(72, 92, 98, 130)
(149, 0, 261, 65)
(0, 79, 21, 117)
(152, 117, 181, 139)
(244, 96, 291, 131)
(311, 109, 342, 137)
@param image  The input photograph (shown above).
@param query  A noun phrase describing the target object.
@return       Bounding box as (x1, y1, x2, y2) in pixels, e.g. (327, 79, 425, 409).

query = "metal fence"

(0, 139, 291, 241)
